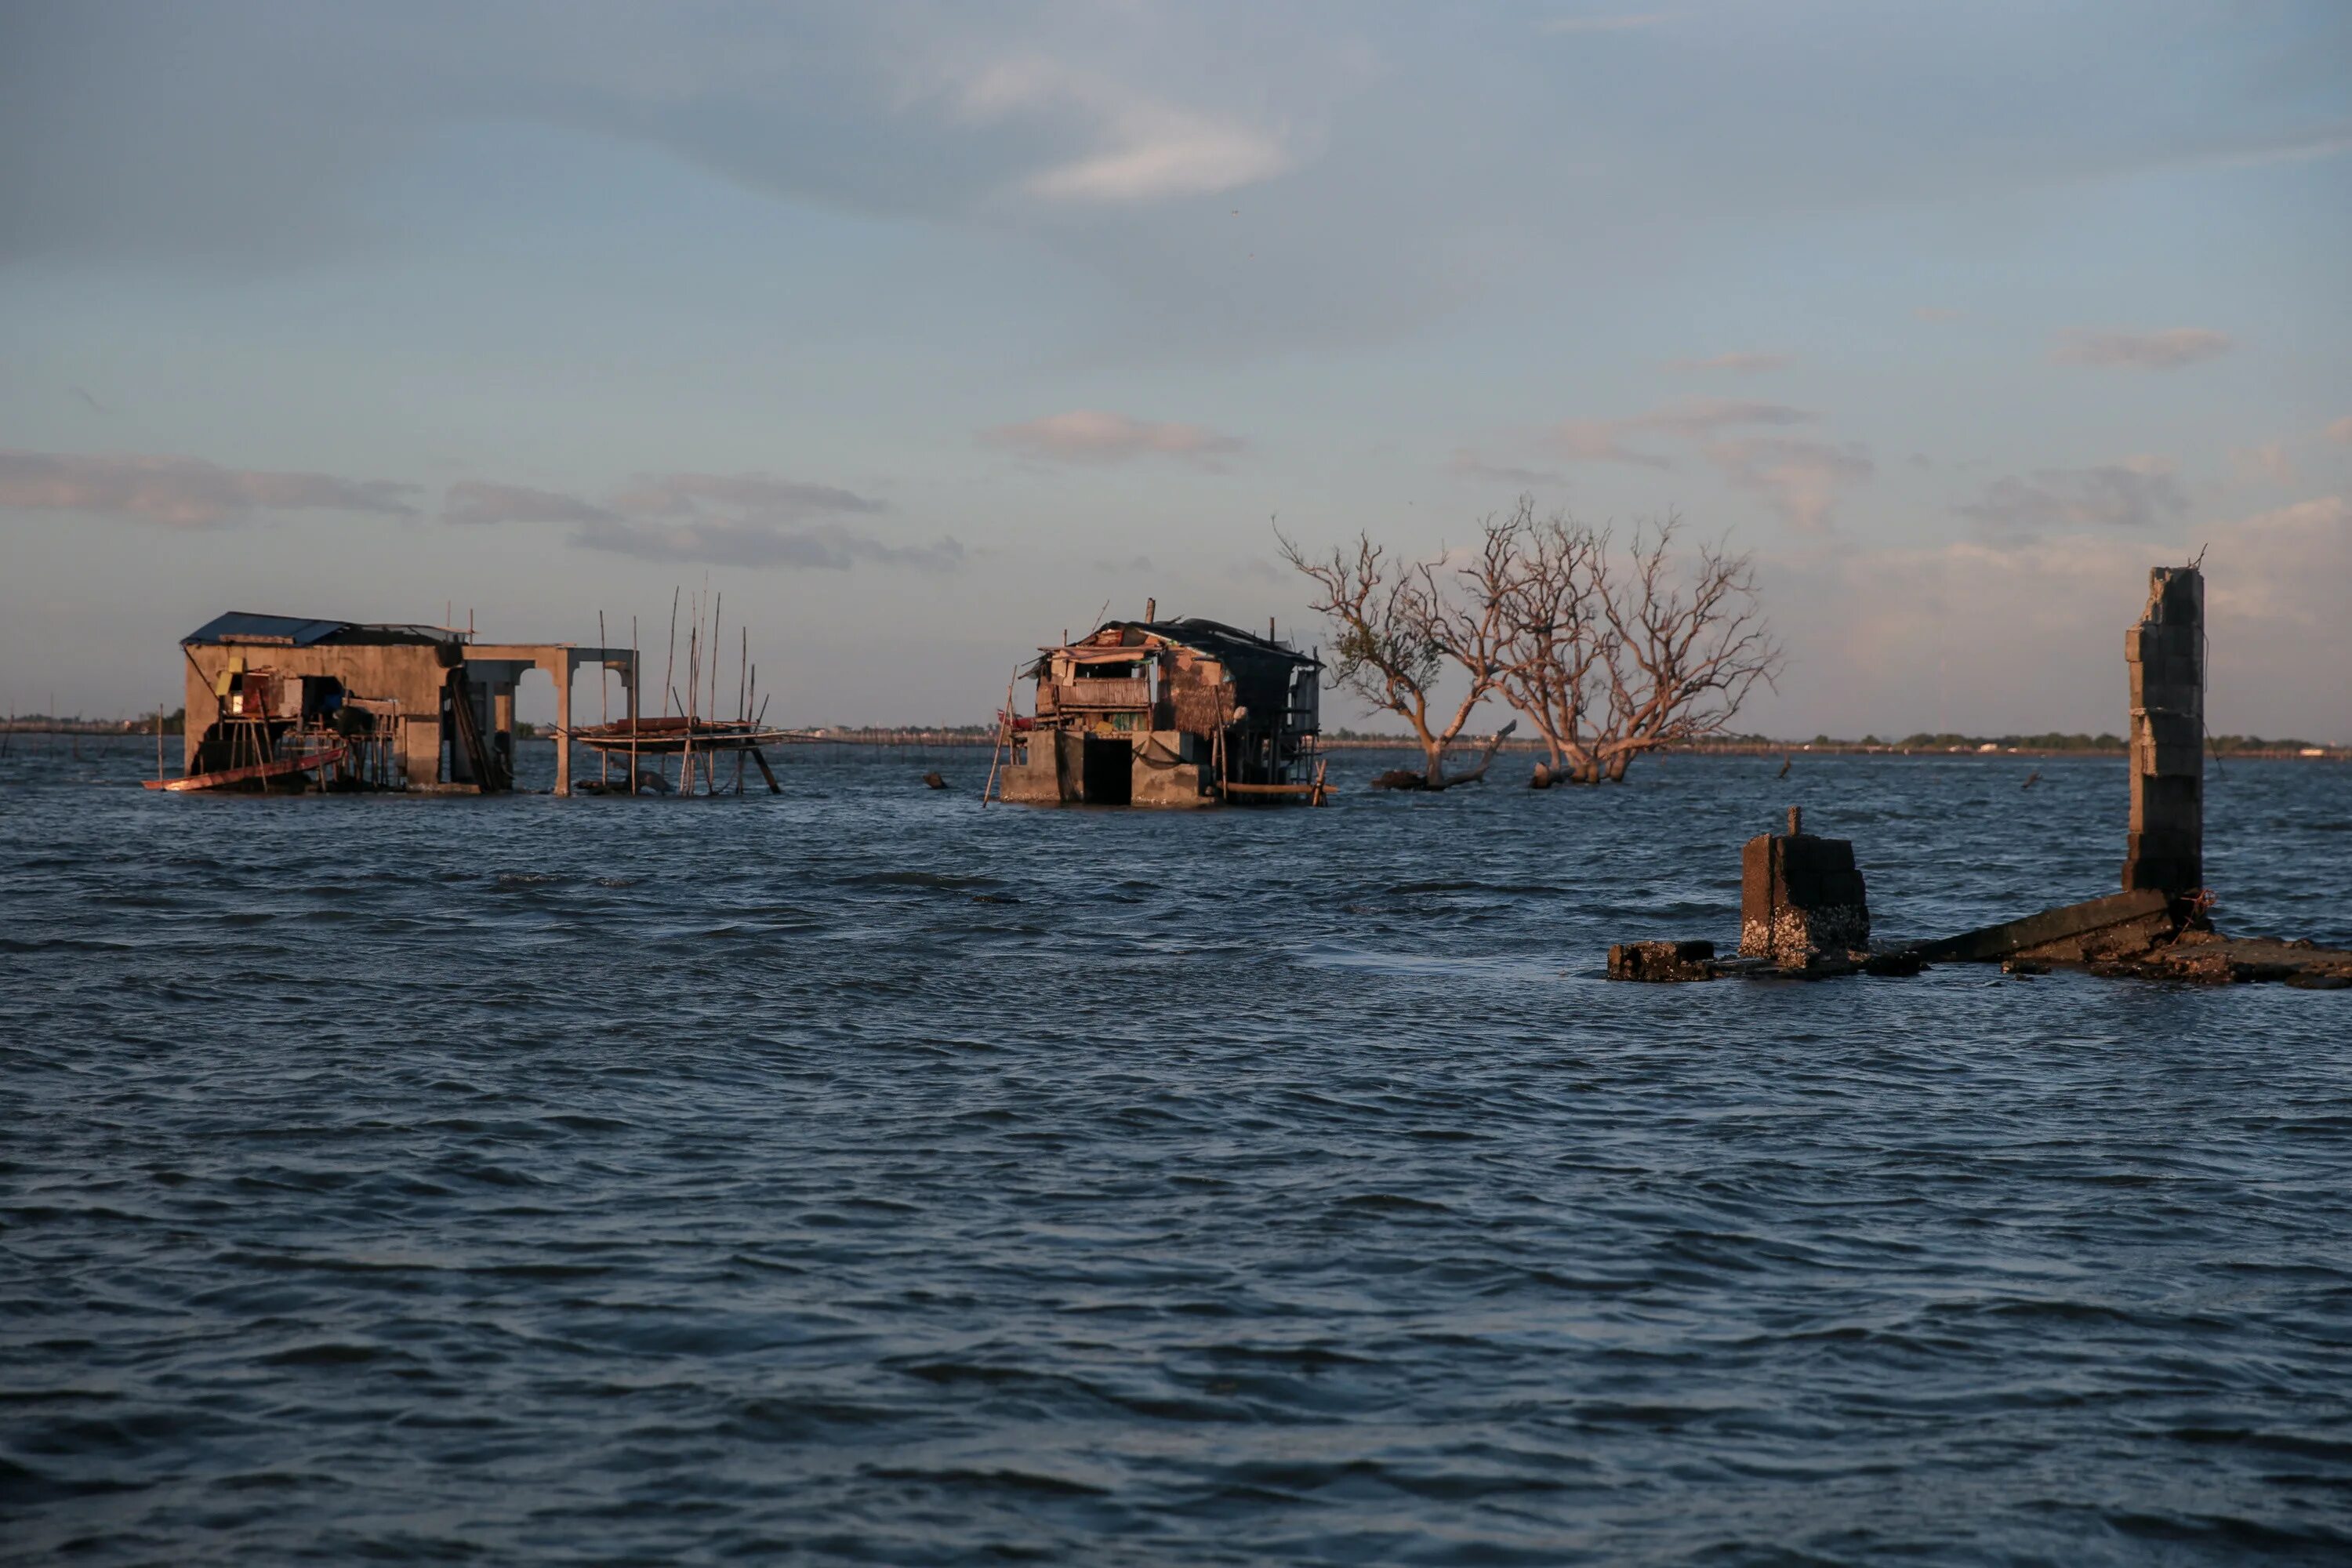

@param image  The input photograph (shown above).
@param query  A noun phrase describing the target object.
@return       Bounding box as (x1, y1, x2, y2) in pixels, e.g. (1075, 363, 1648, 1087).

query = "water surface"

(5, 737, 2350, 1564)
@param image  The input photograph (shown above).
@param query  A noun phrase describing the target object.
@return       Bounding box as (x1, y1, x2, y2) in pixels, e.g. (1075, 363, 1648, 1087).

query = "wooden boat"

(557, 716, 796, 756)
(147, 744, 347, 793)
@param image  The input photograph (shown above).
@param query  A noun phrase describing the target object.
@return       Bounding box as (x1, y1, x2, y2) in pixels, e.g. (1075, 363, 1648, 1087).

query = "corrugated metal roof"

(182, 612, 457, 648)
(1130, 617, 1321, 667)
(183, 612, 354, 647)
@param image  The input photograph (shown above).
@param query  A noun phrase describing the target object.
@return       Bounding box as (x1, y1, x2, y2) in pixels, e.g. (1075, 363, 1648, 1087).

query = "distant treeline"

(9, 715, 2337, 758)
(3, 709, 184, 735)
(1319, 727, 2339, 758)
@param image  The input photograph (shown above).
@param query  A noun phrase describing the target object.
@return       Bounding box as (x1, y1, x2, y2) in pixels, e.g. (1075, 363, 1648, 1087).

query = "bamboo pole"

(980, 666, 1018, 805)
(662, 589, 680, 718)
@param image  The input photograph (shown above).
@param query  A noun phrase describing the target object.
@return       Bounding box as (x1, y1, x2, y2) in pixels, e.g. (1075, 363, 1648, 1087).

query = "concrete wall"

(183, 641, 453, 782)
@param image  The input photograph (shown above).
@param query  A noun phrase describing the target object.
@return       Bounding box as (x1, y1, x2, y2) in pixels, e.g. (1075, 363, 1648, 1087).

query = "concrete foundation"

(1740, 808, 1870, 963)
(996, 729, 1217, 807)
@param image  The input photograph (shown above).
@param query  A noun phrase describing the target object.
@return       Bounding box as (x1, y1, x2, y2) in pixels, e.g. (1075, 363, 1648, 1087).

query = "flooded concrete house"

(177, 612, 635, 794)
(993, 610, 1324, 806)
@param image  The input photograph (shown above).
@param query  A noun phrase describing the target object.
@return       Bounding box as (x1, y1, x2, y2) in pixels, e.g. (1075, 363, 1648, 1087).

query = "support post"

(554, 655, 572, 797)
(2122, 565, 2202, 895)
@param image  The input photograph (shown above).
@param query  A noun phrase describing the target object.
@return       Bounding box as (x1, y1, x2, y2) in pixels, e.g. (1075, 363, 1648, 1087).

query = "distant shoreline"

(8, 722, 2342, 761)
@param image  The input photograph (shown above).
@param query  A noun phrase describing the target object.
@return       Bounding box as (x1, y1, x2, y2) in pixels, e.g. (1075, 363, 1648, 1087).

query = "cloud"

(1549, 419, 1677, 469)
(2328, 416, 2352, 445)
(1665, 351, 1790, 373)
(609, 472, 888, 520)
(982, 410, 1247, 465)
(2230, 442, 2294, 485)
(1545, 397, 1817, 470)
(1958, 456, 2187, 533)
(1541, 13, 1670, 34)
(575, 516, 962, 572)
(1449, 448, 1564, 488)
(1632, 397, 1815, 436)
(947, 57, 1293, 203)
(0, 449, 417, 527)
(1702, 437, 1874, 534)
(443, 481, 616, 526)
(2052, 327, 2233, 370)
(1913, 307, 1962, 322)
(441, 470, 943, 570)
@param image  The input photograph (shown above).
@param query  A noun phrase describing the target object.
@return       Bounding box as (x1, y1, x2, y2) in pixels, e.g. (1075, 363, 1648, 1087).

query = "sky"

(2, 0, 2347, 739)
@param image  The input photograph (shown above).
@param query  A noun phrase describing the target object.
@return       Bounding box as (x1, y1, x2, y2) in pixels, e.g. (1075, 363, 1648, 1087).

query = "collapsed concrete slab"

(1911, 888, 2176, 965)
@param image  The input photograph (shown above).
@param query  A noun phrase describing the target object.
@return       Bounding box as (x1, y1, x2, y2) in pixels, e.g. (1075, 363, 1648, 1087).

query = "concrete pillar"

(1740, 808, 1871, 963)
(408, 717, 443, 786)
(553, 656, 572, 797)
(2123, 565, 2203, 895)
(492, 688, 514, 740)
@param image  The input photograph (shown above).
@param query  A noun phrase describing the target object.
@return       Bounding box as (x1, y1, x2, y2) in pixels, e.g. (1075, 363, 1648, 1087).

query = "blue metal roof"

(183, 612, 354, 647)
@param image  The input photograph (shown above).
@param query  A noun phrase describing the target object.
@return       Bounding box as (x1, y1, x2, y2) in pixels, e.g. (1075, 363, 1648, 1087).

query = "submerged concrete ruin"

(1609, 562, 2352, 988)
(174, 612, 636, 795)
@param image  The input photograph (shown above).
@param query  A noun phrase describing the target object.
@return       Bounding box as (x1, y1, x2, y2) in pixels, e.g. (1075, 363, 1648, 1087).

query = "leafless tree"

(1476, 499, 1610, 786)
(1578, 513, 1782, 782)
(1276, 527, 1515, 789)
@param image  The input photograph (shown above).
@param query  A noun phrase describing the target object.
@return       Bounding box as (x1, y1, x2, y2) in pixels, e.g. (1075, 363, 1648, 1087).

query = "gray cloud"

(1665, 351, 1790, 373)
(1633, 397, 1815, 436)
(443, 481, 617, 526)
(1541, 13, 1670, 34)
(2230, 442, 2293, 485)
(0, 449, 418, 527)
(1959, 459, 2188, 533)
(575, 516, 962, 572)
(5, 5, 2335, 363)
(1449, 448, 1564, 487)
(2328, 416, 2352, 445)
(442, 469, 947, 571)
(982, 409, 1246, 465)
(1548, 397, 1817, 469)
(611, 472, 889, 521)
(2053, 327, 2233, 370)
(1703, 437, 1874, 533)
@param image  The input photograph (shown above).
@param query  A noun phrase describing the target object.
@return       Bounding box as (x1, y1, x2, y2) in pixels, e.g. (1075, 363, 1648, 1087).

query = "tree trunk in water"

(1438, 720, 1518, 787)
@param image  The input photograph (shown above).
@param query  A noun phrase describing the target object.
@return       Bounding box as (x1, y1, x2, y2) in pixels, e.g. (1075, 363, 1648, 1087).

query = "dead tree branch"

(1277, 524, 1509, 788)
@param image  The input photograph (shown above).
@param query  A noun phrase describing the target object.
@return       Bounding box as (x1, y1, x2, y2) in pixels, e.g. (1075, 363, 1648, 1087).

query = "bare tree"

(1277, 528, 1515, 789)
(1476, 499, 1609, 786)
(1581, 514, 1781, 782)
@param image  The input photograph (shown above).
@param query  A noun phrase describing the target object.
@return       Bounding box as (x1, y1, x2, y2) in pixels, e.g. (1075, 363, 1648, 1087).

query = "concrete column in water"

(2122, 565, 2203, 895)
(554, 655, 573, 797)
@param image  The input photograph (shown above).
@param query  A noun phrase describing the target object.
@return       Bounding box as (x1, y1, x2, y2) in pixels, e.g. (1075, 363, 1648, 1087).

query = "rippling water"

(5, 735, 2350, 1564)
